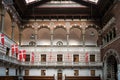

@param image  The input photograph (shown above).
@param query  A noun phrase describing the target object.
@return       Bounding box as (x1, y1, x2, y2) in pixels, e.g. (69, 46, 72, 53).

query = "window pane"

(91, 70, 95, 76)
(25, 70, 29, 76)
(57, 54, 62, 62)
(74, 70, 79, 76)
(26, 55, 30, 62)
(73, 55, 79, 62)
(41, 70, 46, 76)
(90, 55, 95, 62)
(41, 54, 46, 62)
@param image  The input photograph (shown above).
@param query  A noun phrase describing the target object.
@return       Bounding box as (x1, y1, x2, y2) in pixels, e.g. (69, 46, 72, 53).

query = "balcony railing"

(22, 61, 102, 67)
(0, 53, 102, 67)
(0, 53, 20, 65)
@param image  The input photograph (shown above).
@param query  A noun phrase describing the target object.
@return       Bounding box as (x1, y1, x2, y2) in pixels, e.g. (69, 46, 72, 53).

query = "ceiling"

(12, 0, 114, 21)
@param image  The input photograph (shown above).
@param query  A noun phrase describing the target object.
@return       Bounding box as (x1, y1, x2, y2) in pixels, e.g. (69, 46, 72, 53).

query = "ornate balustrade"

(0, 33, 102, 67)
(22, 61, 102, 67)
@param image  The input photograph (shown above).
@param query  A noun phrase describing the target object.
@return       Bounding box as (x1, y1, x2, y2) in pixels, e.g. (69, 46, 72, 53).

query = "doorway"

(106, 55, 118, 80)
(57, 69, 62, 80)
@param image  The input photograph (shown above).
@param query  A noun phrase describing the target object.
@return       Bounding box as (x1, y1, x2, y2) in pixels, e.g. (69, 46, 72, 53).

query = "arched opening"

(57, 69, 62, 80)
(106, 55, 118, 80)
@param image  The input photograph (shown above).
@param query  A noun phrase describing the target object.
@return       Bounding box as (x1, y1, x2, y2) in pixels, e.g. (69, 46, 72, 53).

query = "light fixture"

(30, 34, 35, 39)
(90, 31, 95, 36)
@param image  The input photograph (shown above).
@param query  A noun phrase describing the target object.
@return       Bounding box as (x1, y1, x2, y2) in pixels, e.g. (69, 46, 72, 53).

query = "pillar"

(1, 5, 6, 33)
(19, 27, 22, 46)
(11, 21, 15, 40)
(51, 33, 53, 47)
(66, 33, 69, 46)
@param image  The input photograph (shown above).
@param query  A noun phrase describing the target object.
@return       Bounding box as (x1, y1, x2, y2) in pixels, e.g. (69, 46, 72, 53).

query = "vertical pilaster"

(82, 28, 86, 47)
(11, 21, 15, 40)
(19, 26, 23, 46)
(1, 5, 6, 33)
(66, 33, 70, 48)
(51, 33, 53, 47)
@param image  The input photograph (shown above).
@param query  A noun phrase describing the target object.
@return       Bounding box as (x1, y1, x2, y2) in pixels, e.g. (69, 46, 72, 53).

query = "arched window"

(113, 27, 116, 38)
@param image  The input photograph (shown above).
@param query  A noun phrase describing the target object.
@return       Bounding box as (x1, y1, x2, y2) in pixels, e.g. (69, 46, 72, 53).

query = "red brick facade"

(101, 1, 120, 63)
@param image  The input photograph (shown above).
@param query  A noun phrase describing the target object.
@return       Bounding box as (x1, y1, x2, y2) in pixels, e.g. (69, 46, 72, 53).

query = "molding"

(101, 35, 120, 49)
(102, 17, 116, 32)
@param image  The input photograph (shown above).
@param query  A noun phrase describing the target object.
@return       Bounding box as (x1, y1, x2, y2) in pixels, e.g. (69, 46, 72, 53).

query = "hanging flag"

(11, 44, 19, 56)
(0, 34, 4, 46)
(31, 52, 34, 63)
(19, 50, 23, 61)
(18, 50, 26, 62)
(85, 52, 88, 63)
(23, 50, 26, 61)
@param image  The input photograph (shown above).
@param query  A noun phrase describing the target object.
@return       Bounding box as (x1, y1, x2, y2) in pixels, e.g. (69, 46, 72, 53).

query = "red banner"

(18, 50, 26, 61)
(0, 34, 4, 46)
(31, 52, 34, 63)
(85, 52, 88, 63)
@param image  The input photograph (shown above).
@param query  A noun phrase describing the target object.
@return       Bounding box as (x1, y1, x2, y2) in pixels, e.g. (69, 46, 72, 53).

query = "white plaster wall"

(95, 69, 102, 78)
(46, 69, 57, 76)
(79, 69, 90, 76)
(29, 69, 41, 76)
(9, 68, 16, 76)
(0, 67, 6, 76)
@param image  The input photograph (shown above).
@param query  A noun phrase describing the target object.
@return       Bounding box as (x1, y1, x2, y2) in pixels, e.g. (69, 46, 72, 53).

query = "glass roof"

(84, 0, 99, 3)
(25, 0, 38, 4)
(25, 0, 99, 4)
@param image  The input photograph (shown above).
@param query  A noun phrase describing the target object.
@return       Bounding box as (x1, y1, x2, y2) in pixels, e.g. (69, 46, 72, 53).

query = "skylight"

(84, 0, 99, 3)
(89, 0, 99, 3)
(25, 0, 39, 4)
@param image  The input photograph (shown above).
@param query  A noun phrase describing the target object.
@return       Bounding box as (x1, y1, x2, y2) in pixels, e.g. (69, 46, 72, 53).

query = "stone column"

(19, 27, 23, 46)
(11, 21, 15, 40)
(82, 28, 86, 47)
(1, 5, 6, 33)
(32, 22, 40, 63)
(80, 22, 87, 47)
(51, 33, 54, 47)
(66, 33, 69, 46)
(18, 66, 24, 80)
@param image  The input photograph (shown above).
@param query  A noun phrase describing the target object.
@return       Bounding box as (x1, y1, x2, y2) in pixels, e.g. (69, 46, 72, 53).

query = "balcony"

(0, 33, 102, 68)
(22, 61, 102, 68)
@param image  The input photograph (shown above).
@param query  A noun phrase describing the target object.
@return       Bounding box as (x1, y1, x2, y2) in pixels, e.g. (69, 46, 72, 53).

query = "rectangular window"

(6, 68, 9, 76)
(57, 54, 62, 62)
(73, 55, 79, 62)
(41, 54, 46, 62)
(74, 70, 79, 76)
(26, 54, 30, 62)
(90, 55, 95, 62)
(6, 47, 10, 56)
(91, 70, 95, 76)
(25, 70, 29, 76)
(16, 69, 18, 76)
(41, 70, 46, 76)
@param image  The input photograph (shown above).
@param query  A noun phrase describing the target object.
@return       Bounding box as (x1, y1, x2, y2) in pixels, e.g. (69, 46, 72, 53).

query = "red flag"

(19, 50, 23, 61)
(18, 50, 26, 61)
(31, 52, 34, 63)
(85, 52, 88, 63)
(0, 34, 4, 46)
(23, 50, 26, 61)
(11, 44, 19, 56)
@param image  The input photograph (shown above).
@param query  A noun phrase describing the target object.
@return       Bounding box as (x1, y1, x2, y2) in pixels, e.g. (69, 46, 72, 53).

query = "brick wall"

(101, 1, 120, 63)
